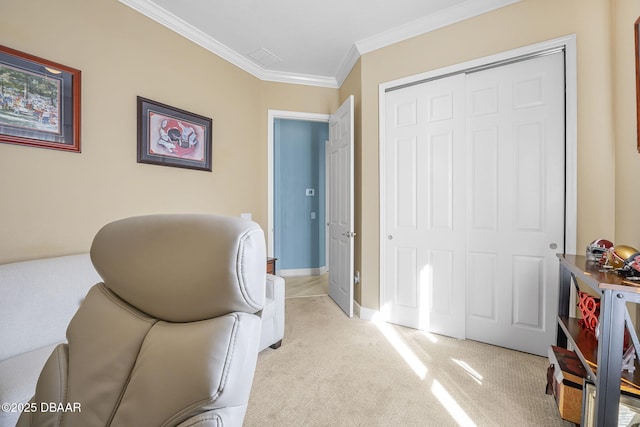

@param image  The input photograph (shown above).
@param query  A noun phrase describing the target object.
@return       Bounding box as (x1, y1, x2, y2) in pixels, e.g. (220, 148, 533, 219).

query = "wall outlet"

(305, 188, 315, 196)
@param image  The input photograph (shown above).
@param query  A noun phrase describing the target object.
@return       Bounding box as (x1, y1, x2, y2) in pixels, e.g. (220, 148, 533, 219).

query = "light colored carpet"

(245, 295, 573, 427)
(284, 274, 328, 298)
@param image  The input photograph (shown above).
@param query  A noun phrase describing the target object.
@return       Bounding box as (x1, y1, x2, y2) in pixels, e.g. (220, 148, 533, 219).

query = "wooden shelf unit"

(557, 254, 640, 426)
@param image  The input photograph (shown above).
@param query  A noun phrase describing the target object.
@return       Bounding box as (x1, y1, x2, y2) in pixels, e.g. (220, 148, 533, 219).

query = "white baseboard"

(354, 300, 377, 321)
(278, 266, 327, 277)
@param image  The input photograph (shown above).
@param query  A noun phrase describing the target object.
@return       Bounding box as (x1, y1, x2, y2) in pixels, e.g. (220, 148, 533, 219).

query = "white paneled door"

(382, 52, 565, 356)
(328, 95, 354, 317)
(382, 74, 467, 338)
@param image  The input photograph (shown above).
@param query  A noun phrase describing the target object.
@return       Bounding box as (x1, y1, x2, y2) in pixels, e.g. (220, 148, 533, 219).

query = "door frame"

(267, 110, 330, 269)
(378, 34, 578, 317)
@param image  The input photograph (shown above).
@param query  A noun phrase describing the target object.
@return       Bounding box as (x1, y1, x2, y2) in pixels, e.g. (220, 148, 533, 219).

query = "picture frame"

(137, 96, 212, 171)
(635, 17, 640, 153)
(0, 45, 81, 152)
(582, 379, 640, 426)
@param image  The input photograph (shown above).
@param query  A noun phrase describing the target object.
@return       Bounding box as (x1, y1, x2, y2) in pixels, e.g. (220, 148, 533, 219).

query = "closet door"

(382, 51, 565, 356)
(465, 52, 565, 355)
(382, 74, 466, 338)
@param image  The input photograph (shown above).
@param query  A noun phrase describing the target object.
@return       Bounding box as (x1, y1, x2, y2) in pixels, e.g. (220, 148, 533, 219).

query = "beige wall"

(2, 0, 637, 315)
(614, 0, 640, 246)
(356, 0, 617, 310)
(0, 0, 337, 264)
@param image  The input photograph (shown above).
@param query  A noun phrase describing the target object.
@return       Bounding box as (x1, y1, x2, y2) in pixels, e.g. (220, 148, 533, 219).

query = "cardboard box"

(547, 346, 588, 424)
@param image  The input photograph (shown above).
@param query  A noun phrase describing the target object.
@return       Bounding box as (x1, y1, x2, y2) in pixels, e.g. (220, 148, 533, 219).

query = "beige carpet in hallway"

(245, 295, 572, 427)
(284, 273, 328, 298)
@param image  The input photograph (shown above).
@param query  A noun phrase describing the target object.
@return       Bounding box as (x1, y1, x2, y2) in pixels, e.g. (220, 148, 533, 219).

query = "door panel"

(465, 53, 565, 355)
(467, 252, 497, 320)
(328, 96, 354, 317)
(383, 73, 466, 337)
(396, 137, 417, 229)
(512, 255, 544, 329)
(514, 123, 544, 230)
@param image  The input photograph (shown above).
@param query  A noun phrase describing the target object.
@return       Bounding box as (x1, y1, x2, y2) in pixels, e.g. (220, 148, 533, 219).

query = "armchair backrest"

(18, 214, 266, 427)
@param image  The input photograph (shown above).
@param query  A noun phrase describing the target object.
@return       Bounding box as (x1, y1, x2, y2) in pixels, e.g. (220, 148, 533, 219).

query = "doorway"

(267, 96, 355, 317)
(274, 118, 328, 275)
(267, 111, 330, 279)
(379, 36, 577, 357)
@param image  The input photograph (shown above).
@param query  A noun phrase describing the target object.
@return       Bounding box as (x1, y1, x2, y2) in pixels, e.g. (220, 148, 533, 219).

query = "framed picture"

(582, 379, 640, 426)
(0, 45, 81, 152)
(137, 97, 212, 171)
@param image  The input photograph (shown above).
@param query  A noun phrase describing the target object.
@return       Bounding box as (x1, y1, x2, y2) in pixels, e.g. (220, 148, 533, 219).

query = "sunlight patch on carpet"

(451, 358, 483, 385)
(431, 379, 477, 427)
(422, 331, 439, 343)
(372, 313, 428, 379)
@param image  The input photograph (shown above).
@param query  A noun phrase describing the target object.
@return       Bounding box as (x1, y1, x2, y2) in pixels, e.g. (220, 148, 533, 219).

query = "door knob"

(549, 243, 558, 250)
(388, 235, 393, 240)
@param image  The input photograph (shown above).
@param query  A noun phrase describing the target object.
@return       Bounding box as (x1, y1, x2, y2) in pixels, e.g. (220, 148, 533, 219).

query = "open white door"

(327, 95, 354, 317)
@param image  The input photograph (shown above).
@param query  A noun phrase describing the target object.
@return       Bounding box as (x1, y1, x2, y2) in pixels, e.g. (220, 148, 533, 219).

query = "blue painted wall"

(274, 119, 328, 270)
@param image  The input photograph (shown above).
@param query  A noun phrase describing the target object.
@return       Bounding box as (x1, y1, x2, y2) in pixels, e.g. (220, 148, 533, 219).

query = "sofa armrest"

(258, 274, 285, 352)
(265, 274, 284, 303)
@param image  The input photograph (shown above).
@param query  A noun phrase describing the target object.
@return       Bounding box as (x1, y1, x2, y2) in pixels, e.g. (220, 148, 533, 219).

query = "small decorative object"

(586, 239, 613, 263)
(578, 291, 600, 332)
(0, 45, 81, 151)
(137, 97, 212, 171)
(604, 245, 639, 270)
(623, 344, 637, 373)
(620, 251, 640, 279)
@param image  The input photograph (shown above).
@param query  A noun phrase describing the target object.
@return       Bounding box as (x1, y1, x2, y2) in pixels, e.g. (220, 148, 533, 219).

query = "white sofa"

(0, 253, 284, 427)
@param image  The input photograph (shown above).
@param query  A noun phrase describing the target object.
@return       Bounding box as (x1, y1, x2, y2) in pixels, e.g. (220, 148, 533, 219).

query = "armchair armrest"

(258, 274, 285, 351)
(265, 274, 284, 303)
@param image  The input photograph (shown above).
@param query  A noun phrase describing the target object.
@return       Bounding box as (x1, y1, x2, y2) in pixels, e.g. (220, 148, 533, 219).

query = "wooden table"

(266, 257, 277, 275)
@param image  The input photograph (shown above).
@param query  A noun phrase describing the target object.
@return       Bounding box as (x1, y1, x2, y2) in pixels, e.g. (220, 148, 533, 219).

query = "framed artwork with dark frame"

(137, 96, 212, 171)
(0, 45, 81, 152)
(635, 17, 640, 153)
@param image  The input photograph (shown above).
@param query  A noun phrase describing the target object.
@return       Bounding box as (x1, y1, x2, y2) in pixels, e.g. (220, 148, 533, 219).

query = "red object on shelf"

(578, 291, 600, 331)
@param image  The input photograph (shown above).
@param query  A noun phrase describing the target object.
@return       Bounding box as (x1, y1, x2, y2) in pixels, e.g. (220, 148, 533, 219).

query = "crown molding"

(258, 69, 339, 88)
(119, 0, 259, 75)
(119, 0, 340, 88)
(355, 0, 521, 55)
(120, 0, 520, 89)
(335, 44, 362, 87)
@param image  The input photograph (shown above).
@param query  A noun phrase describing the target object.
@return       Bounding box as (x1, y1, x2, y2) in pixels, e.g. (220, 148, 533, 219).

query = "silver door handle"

(342, 231, 356, 238)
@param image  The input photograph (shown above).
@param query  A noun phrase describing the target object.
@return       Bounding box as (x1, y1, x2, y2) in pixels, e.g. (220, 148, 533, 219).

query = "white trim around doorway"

(267, 110, 330, 262)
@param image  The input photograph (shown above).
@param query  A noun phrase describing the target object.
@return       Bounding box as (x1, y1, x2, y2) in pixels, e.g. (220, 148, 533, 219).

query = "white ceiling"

(119, 0, 519, 88)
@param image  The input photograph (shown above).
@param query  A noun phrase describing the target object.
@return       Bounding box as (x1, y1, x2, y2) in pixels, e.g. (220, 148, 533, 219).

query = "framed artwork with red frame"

(0, 45, 81, 152)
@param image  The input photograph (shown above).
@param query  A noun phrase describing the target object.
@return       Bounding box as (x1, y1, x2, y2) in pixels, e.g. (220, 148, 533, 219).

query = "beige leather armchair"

(17, 214, 266, 427)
